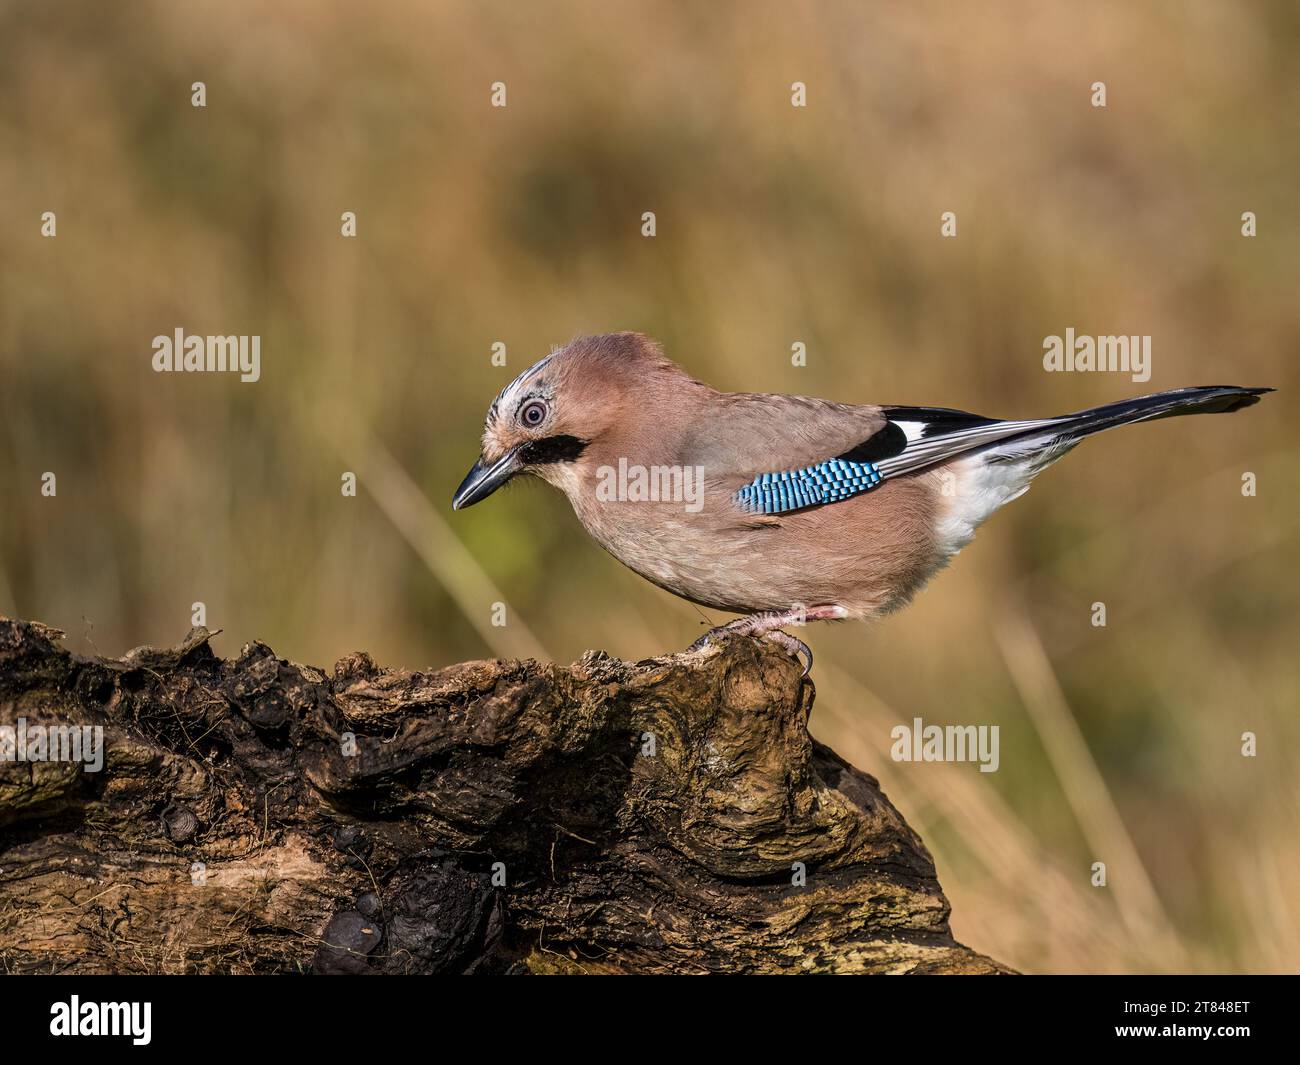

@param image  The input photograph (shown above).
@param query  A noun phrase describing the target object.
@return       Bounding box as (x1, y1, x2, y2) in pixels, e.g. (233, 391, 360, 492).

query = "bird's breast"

(557, 466, 947, 618)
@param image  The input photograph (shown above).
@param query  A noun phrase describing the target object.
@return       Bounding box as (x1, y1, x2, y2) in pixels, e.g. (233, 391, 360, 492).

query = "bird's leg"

(687, 605, 846, 677)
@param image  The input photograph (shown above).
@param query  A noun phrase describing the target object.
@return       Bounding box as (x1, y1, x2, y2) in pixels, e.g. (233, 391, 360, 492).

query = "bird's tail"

(914, 385, 1272, 556)
(984, 385, 1272, 467)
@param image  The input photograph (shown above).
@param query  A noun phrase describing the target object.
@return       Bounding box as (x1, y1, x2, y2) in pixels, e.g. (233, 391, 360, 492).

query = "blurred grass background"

(1, 0, 1296, 973)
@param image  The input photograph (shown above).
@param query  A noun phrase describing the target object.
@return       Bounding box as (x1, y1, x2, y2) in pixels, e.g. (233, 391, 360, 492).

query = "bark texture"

(0, 616, 1007, 974)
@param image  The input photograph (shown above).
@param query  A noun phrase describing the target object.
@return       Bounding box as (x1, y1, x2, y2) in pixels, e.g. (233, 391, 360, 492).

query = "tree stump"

(0, 616, 1007, 974)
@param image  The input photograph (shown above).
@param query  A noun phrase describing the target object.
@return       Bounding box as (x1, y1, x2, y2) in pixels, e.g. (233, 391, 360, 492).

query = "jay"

(454, 332, 1270, 671)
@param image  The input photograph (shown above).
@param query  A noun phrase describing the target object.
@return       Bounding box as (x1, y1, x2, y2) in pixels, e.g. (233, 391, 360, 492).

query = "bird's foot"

(687, 606, 845, 677)
(759, 629, 815, 676)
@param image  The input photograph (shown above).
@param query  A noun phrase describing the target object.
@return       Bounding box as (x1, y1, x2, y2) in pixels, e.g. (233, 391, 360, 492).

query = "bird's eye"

(519, 400, 547, 428)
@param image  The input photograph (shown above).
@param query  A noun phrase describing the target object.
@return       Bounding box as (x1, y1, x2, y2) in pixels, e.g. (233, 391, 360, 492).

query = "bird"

(453, 332, 1271, 673)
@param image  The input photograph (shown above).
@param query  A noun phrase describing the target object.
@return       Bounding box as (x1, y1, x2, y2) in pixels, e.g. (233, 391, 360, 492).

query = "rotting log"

(0, 616, 1008, 974)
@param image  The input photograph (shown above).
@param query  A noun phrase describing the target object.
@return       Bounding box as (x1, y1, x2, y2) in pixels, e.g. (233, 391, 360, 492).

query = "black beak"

(452, 447, 523, 510)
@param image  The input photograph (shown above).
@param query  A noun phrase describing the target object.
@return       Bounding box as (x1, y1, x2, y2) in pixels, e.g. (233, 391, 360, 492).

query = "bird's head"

(452, 332, 685, 510)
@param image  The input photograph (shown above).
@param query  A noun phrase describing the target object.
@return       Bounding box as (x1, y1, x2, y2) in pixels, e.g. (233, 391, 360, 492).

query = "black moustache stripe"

(521, 434, 588, 465)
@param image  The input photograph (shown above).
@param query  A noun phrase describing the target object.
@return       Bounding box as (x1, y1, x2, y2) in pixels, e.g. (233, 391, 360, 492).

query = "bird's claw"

(687, 619, 814, 677)
(686, 630, 715, 654)
(760, 630, 814, 677)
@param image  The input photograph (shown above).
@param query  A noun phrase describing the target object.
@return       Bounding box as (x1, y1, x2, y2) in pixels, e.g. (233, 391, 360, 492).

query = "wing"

(733, 405, 1059, 516)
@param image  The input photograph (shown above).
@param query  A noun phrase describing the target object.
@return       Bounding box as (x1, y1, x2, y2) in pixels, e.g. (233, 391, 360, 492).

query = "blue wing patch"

(734, 458, 884, 515)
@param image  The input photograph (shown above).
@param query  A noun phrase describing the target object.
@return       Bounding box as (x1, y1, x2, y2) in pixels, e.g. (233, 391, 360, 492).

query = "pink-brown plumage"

(455, 331, 1270, 643)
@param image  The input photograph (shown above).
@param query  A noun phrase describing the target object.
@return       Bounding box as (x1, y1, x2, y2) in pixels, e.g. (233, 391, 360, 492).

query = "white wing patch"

(891, 420, 927, 443)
